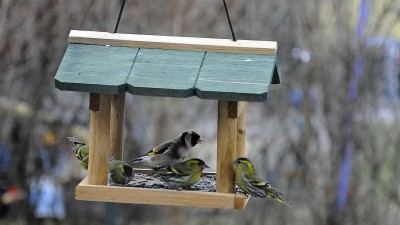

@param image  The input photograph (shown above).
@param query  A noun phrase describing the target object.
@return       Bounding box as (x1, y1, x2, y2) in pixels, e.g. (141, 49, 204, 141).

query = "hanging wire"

(222, 0, 236, 41)
(114, 0, 127, 33)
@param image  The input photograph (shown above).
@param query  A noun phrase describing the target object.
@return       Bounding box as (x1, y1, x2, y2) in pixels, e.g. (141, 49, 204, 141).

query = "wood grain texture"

(126, 49, 204, 98)
(69, 30, 277, 55)
(88, 94, 111, 185)
(110, 93, 125, 160)
(55, 44, 138, 93)
(195, 53, 276, 102)
(236, 102, 247, 158)
(234, 193, 250, 209)
(75, 177, 248, 209)
(217, 101, 237, 193)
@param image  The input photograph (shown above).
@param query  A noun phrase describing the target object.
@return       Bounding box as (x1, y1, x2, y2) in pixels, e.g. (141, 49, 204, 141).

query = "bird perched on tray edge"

(67, 137, 134, 185)
(67, 136, 89, 170)
(127, 131, 204, 168)
(234, 157, 291, 207)
(154, 158, 209, 189)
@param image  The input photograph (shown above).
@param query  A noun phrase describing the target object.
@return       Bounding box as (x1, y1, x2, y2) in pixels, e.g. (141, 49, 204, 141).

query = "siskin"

(108, 157, 134, 185)
(128, 131, 204, 168)
(155, 158, 209, 189)
(234, 157, 291, 207)
(67, 136, 89, 170)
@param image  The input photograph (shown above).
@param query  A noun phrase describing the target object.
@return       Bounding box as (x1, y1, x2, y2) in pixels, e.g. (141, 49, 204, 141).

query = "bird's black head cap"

(190, 131, 201, 147)
(123, 164, 133, 177)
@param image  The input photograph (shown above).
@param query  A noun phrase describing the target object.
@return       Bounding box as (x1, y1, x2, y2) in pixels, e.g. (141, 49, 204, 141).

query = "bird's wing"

(241, 173, 266, 198)
(144, 140, 175, 156)
(244, 172, 267, 187)
(169, 163, 192, 176)
(244, 171, 285, 197)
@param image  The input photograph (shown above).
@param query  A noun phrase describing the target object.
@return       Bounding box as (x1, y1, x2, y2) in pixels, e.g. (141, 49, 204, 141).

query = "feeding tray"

(76, 172, 249, 209)
(55, 30, 280, 210)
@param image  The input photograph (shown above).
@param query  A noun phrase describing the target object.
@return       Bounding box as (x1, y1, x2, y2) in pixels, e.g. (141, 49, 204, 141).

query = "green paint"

(126, 49, 204, 98)
(55, 44, 138, 93)
(195, 53, 275, 102)
(55, 44, 280, 102)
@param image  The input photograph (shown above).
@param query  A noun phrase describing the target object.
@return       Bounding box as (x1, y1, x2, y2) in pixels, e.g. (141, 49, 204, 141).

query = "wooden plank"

(236, 102, 247, 158)
(88, 94, 111, 185)
(55, 44, 138, 93)
(126, 49, 204, 97)
(69, 30, 277, 55)
(234, 193, 250, 209)
(110, 93, 125, 160)
(75, 177, 248, 209)
(217, 101, 237, 193)
(195, 53, 276, 102)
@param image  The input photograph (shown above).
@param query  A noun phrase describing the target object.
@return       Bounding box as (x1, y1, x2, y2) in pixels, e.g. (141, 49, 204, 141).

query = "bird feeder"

(54, 30, 280, 210)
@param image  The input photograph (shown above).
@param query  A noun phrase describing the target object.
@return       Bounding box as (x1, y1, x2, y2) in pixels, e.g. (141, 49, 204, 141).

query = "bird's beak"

(198, 138, 205, 144)
(233, 159, 238, 165)
(203, 164, 210, 169)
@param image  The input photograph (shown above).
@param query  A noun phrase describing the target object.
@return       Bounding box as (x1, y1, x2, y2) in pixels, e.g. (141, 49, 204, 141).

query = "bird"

(67, 136, 89, 170)
(108, 157, 134, 185)
(154, 158, 209, 189)
(127, 131, 204, 168)
(234, 157, 291, 207)
(67, 137, 134, 184)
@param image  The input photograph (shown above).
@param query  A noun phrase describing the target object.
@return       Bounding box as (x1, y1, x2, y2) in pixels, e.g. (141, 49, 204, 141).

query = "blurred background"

(1, 0, 400, 224)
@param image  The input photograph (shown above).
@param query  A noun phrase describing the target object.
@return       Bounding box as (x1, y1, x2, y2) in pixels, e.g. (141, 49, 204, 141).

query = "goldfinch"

(67, 136, 89, 170)
(128, 131, 204, 168)
(234, 157, 291, 207)
(155, 158, 209, 189)
(108, 157, 134, 185)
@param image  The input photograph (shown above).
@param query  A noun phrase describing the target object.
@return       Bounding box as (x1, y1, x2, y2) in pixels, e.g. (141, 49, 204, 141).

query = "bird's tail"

(273, 195, 292, 207)
(126, 157, 143, 165)
(152, 165, 171, 174)
(264, 186, 292, 207)
(67, 136, 86, 148)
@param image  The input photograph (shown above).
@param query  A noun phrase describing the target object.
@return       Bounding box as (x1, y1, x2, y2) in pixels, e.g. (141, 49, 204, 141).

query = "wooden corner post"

(217, 101, 248, 194)
(236, 102, 247, 158)
(88, 93, 111, 185)
(110, 93, 125, 160)
(217, 101, 237, 193)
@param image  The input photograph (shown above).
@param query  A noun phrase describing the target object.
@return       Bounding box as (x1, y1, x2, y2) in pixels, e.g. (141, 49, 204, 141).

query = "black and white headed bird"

(128, 131, 204, 168)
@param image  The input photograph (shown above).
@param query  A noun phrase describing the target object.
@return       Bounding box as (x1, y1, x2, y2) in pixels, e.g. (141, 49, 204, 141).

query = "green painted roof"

(55, 43, 280, 102)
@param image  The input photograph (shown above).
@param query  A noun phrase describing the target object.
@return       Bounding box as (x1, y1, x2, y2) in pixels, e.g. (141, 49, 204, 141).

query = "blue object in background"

(337, 0, 368, 210)
(0, 143, 9, 172)
(107, 203, 117, 225)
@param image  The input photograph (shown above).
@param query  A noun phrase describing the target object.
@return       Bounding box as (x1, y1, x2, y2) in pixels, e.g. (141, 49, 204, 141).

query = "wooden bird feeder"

(54, 30, 280, 210)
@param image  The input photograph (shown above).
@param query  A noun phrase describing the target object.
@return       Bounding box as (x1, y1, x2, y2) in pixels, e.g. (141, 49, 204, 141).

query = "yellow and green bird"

(67, 137, 89, 170)
(234, 157, 291, 207)
(108, 157, 134, 185)
(155, 158, 209, 189)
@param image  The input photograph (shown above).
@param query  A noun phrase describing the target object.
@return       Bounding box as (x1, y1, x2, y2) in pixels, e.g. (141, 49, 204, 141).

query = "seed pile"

(109, 173, 217, 192)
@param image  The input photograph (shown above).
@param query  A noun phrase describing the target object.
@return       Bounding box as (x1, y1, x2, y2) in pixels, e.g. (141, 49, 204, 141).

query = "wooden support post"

(110, 93, 125, 160)
(88, 93, 111, 185)
(236, 102, 247, 158)
(217, 101, 238, 193)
